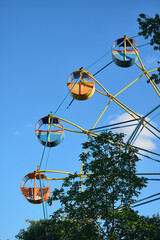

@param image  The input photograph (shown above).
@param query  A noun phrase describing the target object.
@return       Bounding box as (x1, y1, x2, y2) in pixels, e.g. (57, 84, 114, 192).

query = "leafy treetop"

(137, 13, 160, 84)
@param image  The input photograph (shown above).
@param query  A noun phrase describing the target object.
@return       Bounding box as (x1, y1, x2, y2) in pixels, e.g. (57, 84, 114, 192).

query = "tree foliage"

(137, 13, 160, 84)
(15, 218, 100, 240)
(15, 212, 160, 240)
(47, 132, 148, 239)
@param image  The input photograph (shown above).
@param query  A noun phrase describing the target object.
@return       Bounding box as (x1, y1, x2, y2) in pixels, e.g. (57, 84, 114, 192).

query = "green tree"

(15, 218, 100, 240)
(15, 212, 160, 240)
(106, 210, 160, 240)
(48, 131, 148, 239)
(137, 13, 160, 84)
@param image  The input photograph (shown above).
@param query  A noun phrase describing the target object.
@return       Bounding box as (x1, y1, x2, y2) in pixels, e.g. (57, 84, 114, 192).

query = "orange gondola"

(20, 166, 51, 204)
(35, 115, 65, 147)
(67, 69, 95, 100)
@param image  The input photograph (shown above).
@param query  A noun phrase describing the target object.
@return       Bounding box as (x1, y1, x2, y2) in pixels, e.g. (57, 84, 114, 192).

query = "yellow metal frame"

(30, 35, 160, 218)
(48, 46, 159, 191)
(126, 37, 160, 97)
(124, 35, 127, 61)
(48, 116, 51, 143)
(38, 170, 160, 181)
(49, 114, 99, 137)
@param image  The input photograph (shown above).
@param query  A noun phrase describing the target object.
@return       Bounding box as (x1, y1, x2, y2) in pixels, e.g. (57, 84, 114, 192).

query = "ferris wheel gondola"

(20, 166, 51, 204)
(112, 36, 139, 67)
(67, 69, 95, 100)
(35, 115, 64, 147)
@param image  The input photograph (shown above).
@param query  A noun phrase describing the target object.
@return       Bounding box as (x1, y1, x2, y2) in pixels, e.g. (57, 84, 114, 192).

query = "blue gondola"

(112, 37, 139, 67)
(35, 116, 64, 147)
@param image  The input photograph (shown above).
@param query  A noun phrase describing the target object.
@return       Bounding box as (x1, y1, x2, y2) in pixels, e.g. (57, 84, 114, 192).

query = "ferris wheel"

(20, 35, 160, 218)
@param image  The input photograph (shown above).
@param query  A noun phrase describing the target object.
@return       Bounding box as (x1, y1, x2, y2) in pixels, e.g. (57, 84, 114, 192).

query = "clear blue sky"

(0, 0, 160, 239)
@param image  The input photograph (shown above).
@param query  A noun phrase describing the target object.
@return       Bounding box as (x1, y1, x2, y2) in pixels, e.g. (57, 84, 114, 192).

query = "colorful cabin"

(20, 166, 51, 204)
(112, 36, 139, 67)
(67, 69, 95, 100)
(35, 115, 64, 147)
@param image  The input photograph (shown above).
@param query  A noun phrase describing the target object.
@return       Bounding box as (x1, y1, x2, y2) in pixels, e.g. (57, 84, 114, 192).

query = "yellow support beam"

(50, 115, 99, 137)
(124, 35, 126, 61)
(126, 37, 160, 97)
(90, 74, 141, 123)
(48, 115, 50, 143)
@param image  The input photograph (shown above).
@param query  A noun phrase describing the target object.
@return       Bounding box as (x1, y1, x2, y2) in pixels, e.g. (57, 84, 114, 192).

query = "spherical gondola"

(112, 36, 139, 67)
(35, 115, 64, 147)
(20, 166, 51, 204)
(67, 69, 95, 100)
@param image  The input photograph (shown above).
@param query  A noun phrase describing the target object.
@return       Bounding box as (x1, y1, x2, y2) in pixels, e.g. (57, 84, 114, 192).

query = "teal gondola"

(35, 116, 64, 147)
(112, 37, 139, 67)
